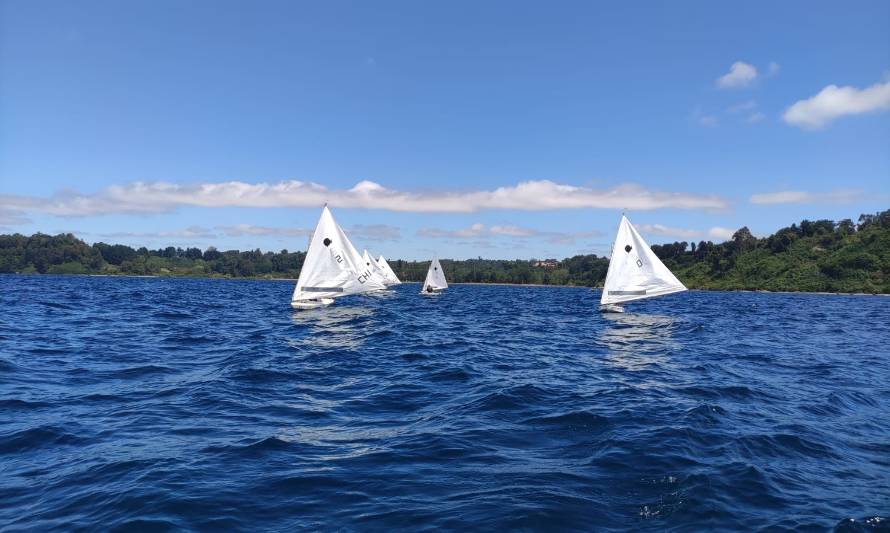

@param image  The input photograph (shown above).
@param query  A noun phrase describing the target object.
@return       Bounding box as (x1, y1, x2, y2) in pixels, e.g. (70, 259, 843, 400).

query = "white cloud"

(489, 225, 537, 237)
(707, 227, 735, 241)
(215, 223, 400, 242)
(637, 224, 735, 241)
(637, 223, 704, 239)
(636, 223, 735, 242)
(749, 190, 861, 205)
(746, 111, 766, 123)
(0, 179, 729, 217)
(217, 224, 312, 238)
(783, 79, 890, 129)
(98, 226, 217, 240)
(717, 62, 758, 89)
(0, 207, 31, 227)
(418, 223, 601, 245)
(768, 62, 780, 75)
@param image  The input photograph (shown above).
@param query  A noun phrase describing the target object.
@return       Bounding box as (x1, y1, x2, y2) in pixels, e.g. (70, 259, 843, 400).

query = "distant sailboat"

(291, 206, 386, 309)
(376, 255, 402, 286)
(600, 215, 687, 313)
(421, 256, 448, 295)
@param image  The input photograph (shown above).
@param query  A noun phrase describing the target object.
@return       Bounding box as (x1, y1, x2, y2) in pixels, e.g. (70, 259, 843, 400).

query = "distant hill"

(1, 209, 888, 293)
(652, 210, 890, 293)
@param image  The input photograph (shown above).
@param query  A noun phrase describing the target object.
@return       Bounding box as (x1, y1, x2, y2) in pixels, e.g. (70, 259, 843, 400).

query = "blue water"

(1, 275, 888, 531)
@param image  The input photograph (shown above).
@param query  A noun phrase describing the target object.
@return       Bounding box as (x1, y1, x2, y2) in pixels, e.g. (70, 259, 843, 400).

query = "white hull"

(291, 298, 335, 309)
(421, 288, 445, 295)
(599, 304, 625, 313)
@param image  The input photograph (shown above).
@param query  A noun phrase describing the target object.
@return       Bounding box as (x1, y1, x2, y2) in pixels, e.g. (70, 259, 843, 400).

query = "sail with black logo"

(600, 215, 686, 312)
(362, 249, 390, 290)
(421, 256, 448, 294)
(291, 206, 386, 308)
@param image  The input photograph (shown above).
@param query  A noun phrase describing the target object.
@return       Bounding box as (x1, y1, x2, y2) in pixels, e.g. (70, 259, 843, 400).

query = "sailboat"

(599, 215, 687, 313)
(362, 249, 390, 289)
(291, 206, 387, 309)
(376, 255, 402, 286)
(421, 256, 448, 295)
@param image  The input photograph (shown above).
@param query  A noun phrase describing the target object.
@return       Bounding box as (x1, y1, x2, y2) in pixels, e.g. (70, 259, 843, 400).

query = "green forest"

(1, 210, 888, 293)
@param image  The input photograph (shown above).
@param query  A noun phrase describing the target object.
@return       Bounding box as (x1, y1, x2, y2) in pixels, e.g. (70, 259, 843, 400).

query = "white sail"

(292, 206, 386, 302)
(376, 255, 402, 285)
(600, 215, 686, 306)
(362, 249, 390, 288)
(422, 257, 448, 291)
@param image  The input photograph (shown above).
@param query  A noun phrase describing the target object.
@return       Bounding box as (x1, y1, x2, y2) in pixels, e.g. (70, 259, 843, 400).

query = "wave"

(2, 277, 889, 530)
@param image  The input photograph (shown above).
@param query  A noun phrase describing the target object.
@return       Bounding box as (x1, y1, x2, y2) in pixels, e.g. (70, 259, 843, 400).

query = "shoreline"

(3, 272, 887, 295)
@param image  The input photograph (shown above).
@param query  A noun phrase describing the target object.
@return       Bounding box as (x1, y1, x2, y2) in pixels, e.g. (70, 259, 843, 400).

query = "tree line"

(1, 209, 888, 293)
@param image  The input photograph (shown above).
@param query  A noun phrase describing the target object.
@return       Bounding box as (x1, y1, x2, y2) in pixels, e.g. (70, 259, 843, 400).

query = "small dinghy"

(599, 215, 687, 313)
(421, 256, 448, 295)
(362, 249, 390, 290)
(291, 205, 386, 309)
(376, 255, 402, 286)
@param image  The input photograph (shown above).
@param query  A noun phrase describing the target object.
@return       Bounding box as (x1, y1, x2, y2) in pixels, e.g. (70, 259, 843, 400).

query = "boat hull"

(291, 298, 335, 309)
(599, 304, 625, 313)
(420, 288, 445, 295)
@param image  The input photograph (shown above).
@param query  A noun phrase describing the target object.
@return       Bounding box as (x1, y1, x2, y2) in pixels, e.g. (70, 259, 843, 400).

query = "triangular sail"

(376, 255, 401, 285)
(422, 257, 448, 290)
(600, 215, 686, 305)
(362, 249, 390, 288)
(292, 206, 386, 302)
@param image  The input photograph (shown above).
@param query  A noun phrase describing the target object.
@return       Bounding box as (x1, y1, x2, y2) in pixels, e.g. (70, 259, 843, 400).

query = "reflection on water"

(599, 312, 681, 370)
(289, 301, 376, 351)
(275, 424, 400, 461)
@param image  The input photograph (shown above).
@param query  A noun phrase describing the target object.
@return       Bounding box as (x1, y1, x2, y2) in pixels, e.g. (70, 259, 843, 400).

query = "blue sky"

(1, 0, 888, 260)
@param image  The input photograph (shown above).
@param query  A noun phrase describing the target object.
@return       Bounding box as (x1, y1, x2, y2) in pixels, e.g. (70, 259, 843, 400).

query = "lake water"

(1, 275, 888, 531)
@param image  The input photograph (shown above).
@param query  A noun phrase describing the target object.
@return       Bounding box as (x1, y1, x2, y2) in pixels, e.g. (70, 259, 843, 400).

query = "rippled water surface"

(2, 275, 889, 531)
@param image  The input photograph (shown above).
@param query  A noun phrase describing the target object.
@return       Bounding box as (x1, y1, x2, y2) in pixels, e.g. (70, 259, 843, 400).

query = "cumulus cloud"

(749, 190, 861, 205)
(0, 179, 729, 216)
(783, 79, 890, 129)
(418, 223, 601, 245)
(717, 62, 758, 89)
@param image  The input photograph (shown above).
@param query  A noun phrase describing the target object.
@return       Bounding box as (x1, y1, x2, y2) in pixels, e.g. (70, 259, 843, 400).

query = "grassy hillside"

(1, 210, 888, 293)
